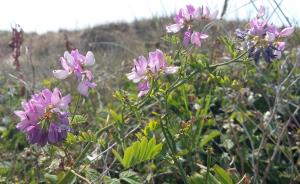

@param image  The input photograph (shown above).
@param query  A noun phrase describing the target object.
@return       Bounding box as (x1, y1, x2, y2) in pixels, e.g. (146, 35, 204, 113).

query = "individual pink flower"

(126, 56, 148, 83)
(191, 32, 208, 47)
(77, 81, 97, 97)
(14, 88, 71, 146)
(148, 49, 178, 74)
(53, 49, 96, 97)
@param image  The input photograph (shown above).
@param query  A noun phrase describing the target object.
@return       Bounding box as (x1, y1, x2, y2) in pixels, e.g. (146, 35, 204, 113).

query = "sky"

(0, 0, 299, 33)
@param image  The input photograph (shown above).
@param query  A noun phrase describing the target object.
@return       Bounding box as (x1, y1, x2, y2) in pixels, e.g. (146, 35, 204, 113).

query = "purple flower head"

(166, 5, 217, 48)
(237, 6, 294, 63)
(127, 49, 178, 97)
(15, 88, 71, 146)
(53, 49, 97, 97)
(166, 5, 202, 33)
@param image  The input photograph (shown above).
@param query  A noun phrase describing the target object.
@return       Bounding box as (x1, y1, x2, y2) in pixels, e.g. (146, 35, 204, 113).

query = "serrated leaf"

(200, 130, 221, 148)
(213, 165, 233, 184)
(120, 170, 141, 184)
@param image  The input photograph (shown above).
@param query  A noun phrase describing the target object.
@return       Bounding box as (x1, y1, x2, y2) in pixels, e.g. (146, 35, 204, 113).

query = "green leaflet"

(200, 130, 221, 148)
(213, 164, 233, 184)
(113, 137, 162, 168)
(104, 170, 141, 184)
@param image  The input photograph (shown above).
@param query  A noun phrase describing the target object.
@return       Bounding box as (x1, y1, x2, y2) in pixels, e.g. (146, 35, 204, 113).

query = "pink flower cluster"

(236, 6, 294, 63)
(166, 5, 218, 47)
(127, 49, 178, 97)
(14, 88, 71, 146)
(53, 49, 97, 97)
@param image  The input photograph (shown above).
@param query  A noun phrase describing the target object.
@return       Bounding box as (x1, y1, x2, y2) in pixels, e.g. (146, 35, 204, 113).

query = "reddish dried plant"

(8, 24, 24, 71)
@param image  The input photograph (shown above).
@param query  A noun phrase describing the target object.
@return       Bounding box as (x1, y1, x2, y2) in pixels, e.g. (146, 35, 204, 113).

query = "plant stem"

(161, 124, 188, 184)
(70, 95, 82, 124)
(166, 50, 249, 95)
(209, 50, 248, 68)
(206, 147, 212, 183)
(162, 93, 188, 184)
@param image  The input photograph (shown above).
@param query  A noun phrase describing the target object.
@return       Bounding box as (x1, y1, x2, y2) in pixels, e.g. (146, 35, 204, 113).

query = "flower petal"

(191, 32, 202, 47)
(64, 51, 75, 67)
(166, 24, 183, 33)
(77, 81, 89, 97)
(85, 51, 95, 66)
(57, 94, 71, 110)
(280, 27, 294, 37)
(137, 81, 150, 97)
(265, 32, 275, 42)
(51, 88, 62, 105)
(48, 123, 58, 144)
(183, 31, 191, 46)
(53, 70, 69, 79)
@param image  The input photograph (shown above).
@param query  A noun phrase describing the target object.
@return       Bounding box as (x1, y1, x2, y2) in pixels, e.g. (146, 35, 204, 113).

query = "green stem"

(206, 147, 212, 183)
(70, 95, 82, 124)
(209, 50, 248, 68)
(161, 124, 188, 184)
(166, 50, 248, 96)
(162, 93, 188, 184)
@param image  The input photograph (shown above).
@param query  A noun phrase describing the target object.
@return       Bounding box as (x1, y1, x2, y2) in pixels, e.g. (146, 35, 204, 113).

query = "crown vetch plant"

(7, 3, 300, 184)
(14, 88, 71, 146)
